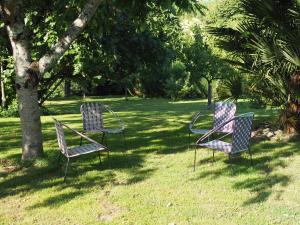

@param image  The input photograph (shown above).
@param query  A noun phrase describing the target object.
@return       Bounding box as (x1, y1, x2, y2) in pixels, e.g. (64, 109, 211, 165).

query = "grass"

(0, 96, 300, 225)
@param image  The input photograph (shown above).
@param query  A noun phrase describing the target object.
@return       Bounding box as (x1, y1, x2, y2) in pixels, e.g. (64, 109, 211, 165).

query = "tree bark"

(0, 59, 6, 108)
(283, 100, 300, 134)
(207, 80, 212, 109)
(5, 1, 43, 159)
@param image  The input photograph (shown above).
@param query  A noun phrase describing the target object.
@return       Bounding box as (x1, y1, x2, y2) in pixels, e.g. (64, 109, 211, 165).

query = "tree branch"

(0, 0, 17, 25)
(38, 0, 102, 74)
(39, 78, 64, 106)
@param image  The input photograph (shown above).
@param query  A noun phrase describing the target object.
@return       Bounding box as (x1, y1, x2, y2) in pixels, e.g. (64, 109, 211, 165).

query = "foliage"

(209, 0, 300, 132)
(0, 99, 19, 117)
(0, 56, 15, 106)
(0, 0, 206, 105)
(201, 0, 244, 56)
(100, 10, 176, 97)
(216, 74, 243, 102)
(248, 92, 267, 109)
(165, 60, 202, 100)
(179, 25, 240, 104)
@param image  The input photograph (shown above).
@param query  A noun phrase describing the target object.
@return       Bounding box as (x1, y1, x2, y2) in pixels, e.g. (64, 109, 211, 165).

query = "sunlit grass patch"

(0, 97, 299, 225)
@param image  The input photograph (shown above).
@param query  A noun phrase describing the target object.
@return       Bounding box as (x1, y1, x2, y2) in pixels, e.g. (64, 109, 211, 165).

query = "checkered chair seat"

(68, 143, 106, 157)
(198, 140, 232, 154)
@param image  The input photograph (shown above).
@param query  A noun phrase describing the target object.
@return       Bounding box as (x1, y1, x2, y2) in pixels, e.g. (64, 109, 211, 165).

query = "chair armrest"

(103, 105, 125, 129)
(195, 112, 254, 145)
(196, 117, 235, 144)
(190, 112, 204, 124)
(189, 112, 205, 130)
(61, 122, 107, 148)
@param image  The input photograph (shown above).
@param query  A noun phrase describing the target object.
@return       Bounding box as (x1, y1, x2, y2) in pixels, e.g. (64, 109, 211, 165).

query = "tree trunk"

(0, 60, 6, 108)
(282, 100, 300, 134)
(283, 72, 300, 134)
(6, 36, 44, 160)
(17, 87, 44, 159)
(5, 1, 43, 160)
(207, 80, 212, 109)
(82, 84, 86, 99)
(64, 79, 71, 97)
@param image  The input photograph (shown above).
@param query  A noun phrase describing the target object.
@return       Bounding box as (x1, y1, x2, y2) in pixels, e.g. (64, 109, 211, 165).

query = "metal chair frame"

(193, 112, 254, 171)
(53, 118, 109, 181)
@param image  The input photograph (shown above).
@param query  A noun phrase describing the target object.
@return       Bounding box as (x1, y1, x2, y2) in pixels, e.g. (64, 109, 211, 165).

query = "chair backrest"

(54, 120, 68, 155)
(80, 102, 104, 132)
(213, 101, 236, 133)
(231, 113, 254, 153)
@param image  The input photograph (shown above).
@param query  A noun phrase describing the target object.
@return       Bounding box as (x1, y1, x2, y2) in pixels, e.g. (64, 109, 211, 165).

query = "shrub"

(216, 74, 243, 102)
(0, 99, 19, 117)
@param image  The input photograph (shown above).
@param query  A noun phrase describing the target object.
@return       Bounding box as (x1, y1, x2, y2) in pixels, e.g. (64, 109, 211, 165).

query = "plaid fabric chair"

(53, 118, 109, 181)
(189, 101, 236, 146)
(193, 112, 254, 171)
(80, 102, 126, 150)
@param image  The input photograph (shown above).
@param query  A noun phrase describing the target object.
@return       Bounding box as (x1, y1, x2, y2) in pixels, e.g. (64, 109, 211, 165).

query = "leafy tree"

(0, 0, 106, 160)
(183, 26, 228, 107)
(201, 0, 243, 56)
(209, 0, 300, 133)
(0, 0, 204, 160)
(0, 21, 11, 108)
(165, 60, 203, 100)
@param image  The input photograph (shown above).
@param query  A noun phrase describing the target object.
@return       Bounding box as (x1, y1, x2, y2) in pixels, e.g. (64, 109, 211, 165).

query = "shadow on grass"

(28, 190, 84, 209)
(0, 151, 151, 205)
(191, 140, 300, 205)
(0, 97, 294, 209)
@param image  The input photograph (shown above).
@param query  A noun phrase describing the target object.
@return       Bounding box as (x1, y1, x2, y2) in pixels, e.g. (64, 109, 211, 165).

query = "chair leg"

(101, 133, 108, 147)
(249, 148, 253, 166)
(80, 136, 83, 146)
(57, 152, 62, 167)
(188, 131, 191, 150)
(122, 130, 127, 152)
(105, 134, 108, 147)
(98, 151, 102, 166)
(63, 158, 70, 182)
(107, 151, 110, 168)
(194, 145, 197, 172)
(101, 133, 105, 144)
(212, 149, 215, 162)
(228, 154, 234, 175)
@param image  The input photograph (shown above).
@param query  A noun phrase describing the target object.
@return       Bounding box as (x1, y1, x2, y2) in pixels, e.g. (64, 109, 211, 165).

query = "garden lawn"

(0, 97, 300, 225)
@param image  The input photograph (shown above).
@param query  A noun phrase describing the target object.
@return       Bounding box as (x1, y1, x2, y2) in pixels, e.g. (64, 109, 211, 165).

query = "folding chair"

(193, 113, 254, 171)
(54, 118, 109, 181)
(80, 102, 126, 150)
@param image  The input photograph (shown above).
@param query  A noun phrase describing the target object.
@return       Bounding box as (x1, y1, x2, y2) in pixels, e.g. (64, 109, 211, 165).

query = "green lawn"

(0, 97, 300, 225)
